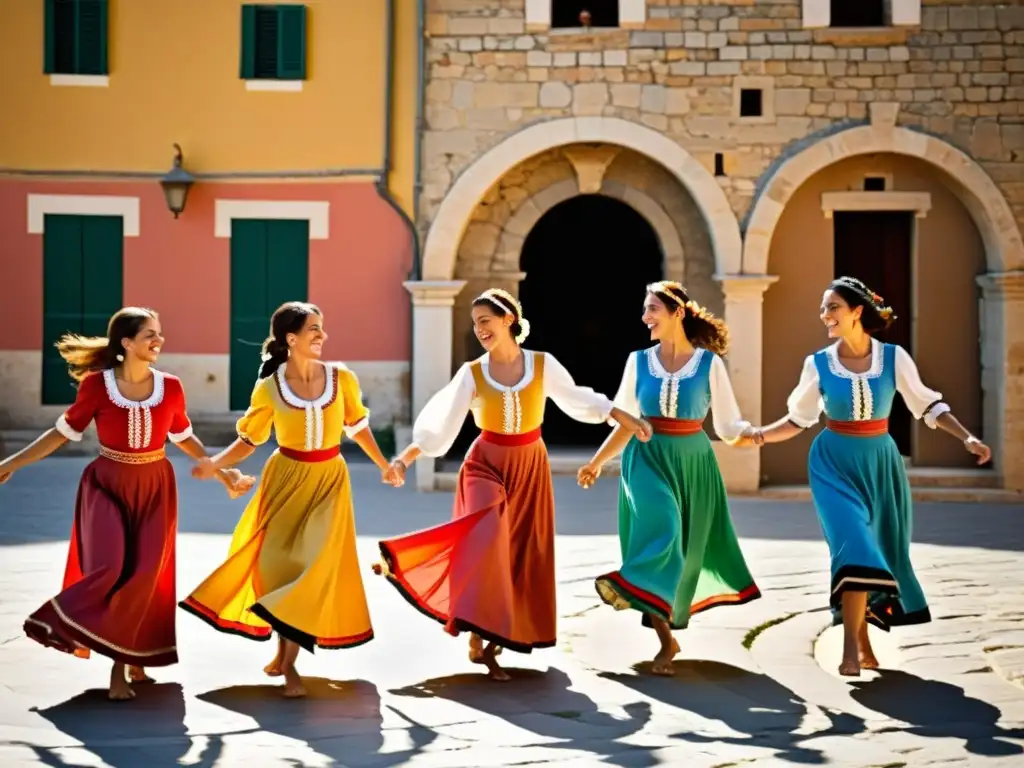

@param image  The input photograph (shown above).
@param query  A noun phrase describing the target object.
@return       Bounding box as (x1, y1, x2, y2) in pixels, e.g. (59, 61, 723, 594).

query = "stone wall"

(422, 1, 1024, 238)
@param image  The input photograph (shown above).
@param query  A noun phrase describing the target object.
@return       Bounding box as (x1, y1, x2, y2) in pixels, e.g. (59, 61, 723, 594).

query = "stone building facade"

(404, 0, 1024, 493)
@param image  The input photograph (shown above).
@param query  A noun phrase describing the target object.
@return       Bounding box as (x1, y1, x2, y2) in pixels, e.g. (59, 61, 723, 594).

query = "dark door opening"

(833, 211, 913, 456)
(521, 194, 663, 446)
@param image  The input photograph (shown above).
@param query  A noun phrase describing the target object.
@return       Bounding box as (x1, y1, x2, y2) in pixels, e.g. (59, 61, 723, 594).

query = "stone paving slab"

(0, 455, 1023, 766)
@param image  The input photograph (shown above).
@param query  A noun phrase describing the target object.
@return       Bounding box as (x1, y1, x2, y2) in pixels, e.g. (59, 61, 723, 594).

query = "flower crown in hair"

(479, 288, 531, 345)
(836, 278, 896, 323)
(649, 280, 710, 317)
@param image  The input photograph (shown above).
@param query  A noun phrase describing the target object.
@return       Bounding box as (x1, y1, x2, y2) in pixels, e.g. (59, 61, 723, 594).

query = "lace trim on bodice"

(475, 351, 536, 434)
(274, 363, 340, 450)
(823, 339, 883, 421)
(645, 346, 704, 418)
(102, 369, 166, 449)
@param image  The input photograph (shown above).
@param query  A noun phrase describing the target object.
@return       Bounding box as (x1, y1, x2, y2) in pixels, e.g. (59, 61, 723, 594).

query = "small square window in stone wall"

(732, 76, 775, 124)
(830, 0, 885, 28)
(803, 0, 920, 28)
(527, 1, 646, 31)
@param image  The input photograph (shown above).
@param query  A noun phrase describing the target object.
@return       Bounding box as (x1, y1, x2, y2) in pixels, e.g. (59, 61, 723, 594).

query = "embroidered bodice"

(411, 350, 614, 457)
(786, 338, 949, 428)
(468, 353, 546, 435)
(56, 369, 193, 451)
(612, 345, 750, 443)
(236, 362, 369, 451)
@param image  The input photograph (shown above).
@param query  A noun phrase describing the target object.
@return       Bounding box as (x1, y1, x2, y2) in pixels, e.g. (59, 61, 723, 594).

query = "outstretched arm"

(894, 346, 991, 464)
(757, 355, 822, 444)
(0, 429, 68, 482)
(545, 353, 651, 440)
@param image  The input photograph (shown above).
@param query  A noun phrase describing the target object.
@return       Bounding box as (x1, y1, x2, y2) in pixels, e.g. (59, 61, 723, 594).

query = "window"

(44, 0, 108, 76)
(552, 1, 619, 29)
(739, 89, 763, 118)
(863, 175, 888, 192)
(830, 0, 885, 28)
(240, 4, 307, 80)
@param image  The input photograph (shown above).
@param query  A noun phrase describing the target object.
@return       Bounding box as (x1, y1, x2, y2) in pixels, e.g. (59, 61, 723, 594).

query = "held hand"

(734, 426, 765, 448)
(221, 469, 257, 500)
(382, 460, 406, 488)
(191, 457, 219, 481)
(577, 462, 601, 489)
(623, 415, 653, 443)
(964, 437, 992, 466)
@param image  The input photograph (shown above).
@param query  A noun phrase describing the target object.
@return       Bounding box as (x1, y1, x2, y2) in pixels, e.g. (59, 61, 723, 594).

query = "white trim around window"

(245, 80, 303, 92)
(27, 194, 140, 236)
(803, 0, 921, 28)
(49, 75, 110, 88)
(213, 200, 330, 239)
(527, 0, 647, 29)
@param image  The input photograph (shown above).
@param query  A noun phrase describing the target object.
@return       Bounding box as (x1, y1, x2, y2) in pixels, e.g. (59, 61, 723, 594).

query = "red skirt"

(378, 430, 557, 653)
(23, 453, 179, 667)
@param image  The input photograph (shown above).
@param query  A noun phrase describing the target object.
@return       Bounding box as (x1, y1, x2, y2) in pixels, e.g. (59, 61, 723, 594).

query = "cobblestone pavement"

(1, 450, 1023, 767)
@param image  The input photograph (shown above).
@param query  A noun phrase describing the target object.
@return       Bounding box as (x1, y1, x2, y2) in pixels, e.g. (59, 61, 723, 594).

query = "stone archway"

(407, 117, 753, 490)
(493, 177, 686, 280)
(422, 116, 742, 280)
(743, 103, 1024, 490)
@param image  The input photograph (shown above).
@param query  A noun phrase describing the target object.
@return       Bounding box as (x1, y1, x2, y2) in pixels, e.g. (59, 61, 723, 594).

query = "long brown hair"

(648, 282, 730, 356)
(56, 307, 159, 382)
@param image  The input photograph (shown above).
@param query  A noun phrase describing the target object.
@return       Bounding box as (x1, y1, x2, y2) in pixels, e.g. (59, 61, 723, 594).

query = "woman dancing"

(0, 307, 252, 701)
(576, 281, 762, 676)
(748, 276, 991, 676)
(183, 301, 393, 698)
(376, 288, 652, 681)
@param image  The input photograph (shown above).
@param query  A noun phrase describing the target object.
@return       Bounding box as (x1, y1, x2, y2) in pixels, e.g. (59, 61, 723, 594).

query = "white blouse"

(411, 351, 615, 457)
(612, 349, 752, 444)
(786, 339, 950, 429)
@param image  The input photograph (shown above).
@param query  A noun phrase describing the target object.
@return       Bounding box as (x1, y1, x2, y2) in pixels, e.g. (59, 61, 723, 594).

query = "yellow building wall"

(0, 0, 417, 210)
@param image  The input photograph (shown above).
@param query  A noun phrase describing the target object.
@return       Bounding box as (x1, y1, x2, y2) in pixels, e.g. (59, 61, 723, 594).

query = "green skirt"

(596, 431, 761, 629)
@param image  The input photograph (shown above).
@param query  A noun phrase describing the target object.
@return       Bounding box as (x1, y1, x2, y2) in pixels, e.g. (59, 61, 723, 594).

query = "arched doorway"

(519, 194, 663, 445)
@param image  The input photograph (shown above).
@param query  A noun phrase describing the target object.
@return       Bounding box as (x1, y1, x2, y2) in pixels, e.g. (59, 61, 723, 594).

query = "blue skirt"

(808, 429, 931, 630)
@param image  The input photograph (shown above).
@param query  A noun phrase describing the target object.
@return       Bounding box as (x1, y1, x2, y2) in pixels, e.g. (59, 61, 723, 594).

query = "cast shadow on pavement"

(391, 666, 656, 766)
(849, 670, 1024, 757)
(22, 682, 191, 768)
(600, 660, 866, 764)
(198, 677, 437, 766)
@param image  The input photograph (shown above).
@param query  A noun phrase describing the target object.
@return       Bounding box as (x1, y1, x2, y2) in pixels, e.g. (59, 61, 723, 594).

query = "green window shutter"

(42, 215, 85, 405)
(276, 4, 307, 80)
(74, 0, 108, 75)
(43, 0, 56, 73)
(240, 4, 257, 79)
(229, 219, 270, 409)
(45, 0, 78, 75)
(254, 6, 279, 78)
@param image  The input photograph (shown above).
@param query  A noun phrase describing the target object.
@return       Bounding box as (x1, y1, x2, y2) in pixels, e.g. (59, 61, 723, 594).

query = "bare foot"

(468, 635, 502, 663)
(858, 623, 880, 669)
(651, 637, 681, 677)
(108, 666, 136, 701)
(838, 657, 861, 676)
(281, 666, 307, 698)
(264, 659, 283, 677)
(470, 641, 510, 681)
(127, 666, 154, 684)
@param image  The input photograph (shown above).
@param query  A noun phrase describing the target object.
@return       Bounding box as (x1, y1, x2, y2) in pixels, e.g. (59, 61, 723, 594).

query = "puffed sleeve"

(709, 355, 752, 444)
(166, 377, 194, 444)
(338, 366, 370, 438)
(894, 345, 949, 429)
(411, 363, 475, 457)
(543, 352, 615, 424)
(611, 352, 640, 420)
(786, 355, 824, 428)
(235, 378, 275, 446)
(55, 372, 100, 442)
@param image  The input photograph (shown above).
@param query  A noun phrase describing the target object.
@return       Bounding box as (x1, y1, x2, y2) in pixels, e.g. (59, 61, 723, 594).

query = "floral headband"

(648, 281, 707, 316)
(478, 288, 531, 345)
(835, 278, 896, 322)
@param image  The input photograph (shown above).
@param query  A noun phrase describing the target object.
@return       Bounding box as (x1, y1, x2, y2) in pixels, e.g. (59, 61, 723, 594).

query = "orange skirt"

(377, 432, 556, 653)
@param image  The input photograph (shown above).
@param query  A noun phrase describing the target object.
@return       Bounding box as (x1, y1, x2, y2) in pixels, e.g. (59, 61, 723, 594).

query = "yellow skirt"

(180, 448, 373, 651)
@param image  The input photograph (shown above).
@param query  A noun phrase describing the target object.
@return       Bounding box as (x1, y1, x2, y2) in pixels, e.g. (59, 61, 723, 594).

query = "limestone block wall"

(422, 1, 1024, 237)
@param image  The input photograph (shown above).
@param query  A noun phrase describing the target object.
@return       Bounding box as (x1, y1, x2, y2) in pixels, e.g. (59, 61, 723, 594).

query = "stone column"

(714, 273, 779, 492)
(976, 270, 1024, 491)
(403, 280, 467, 491)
